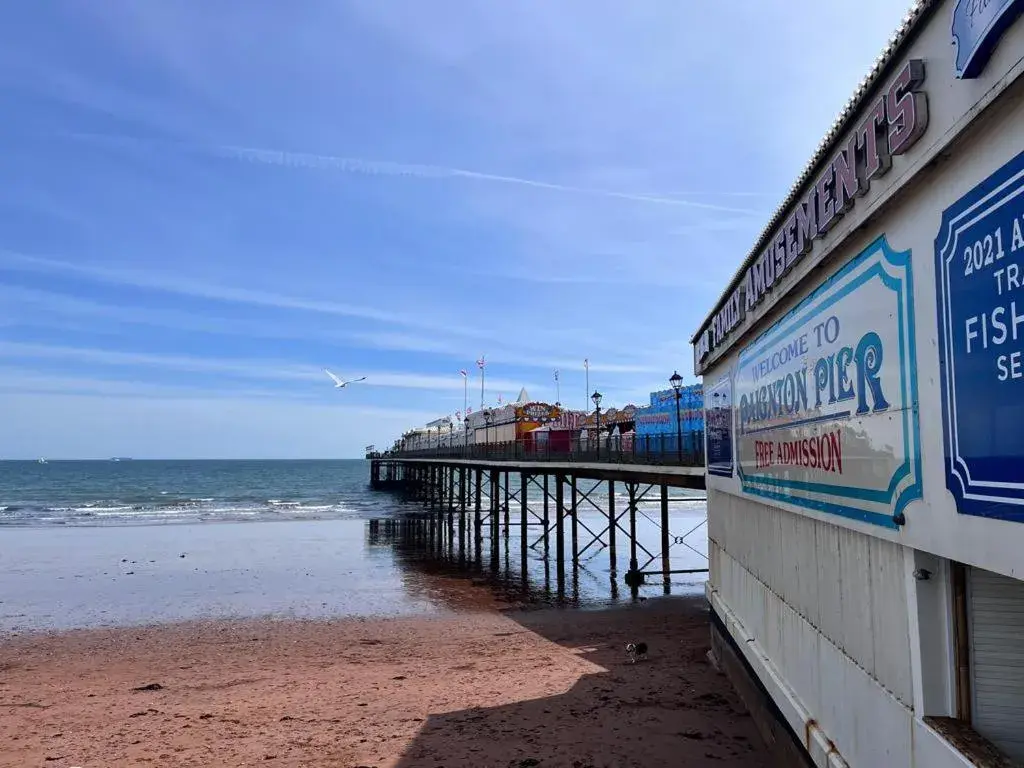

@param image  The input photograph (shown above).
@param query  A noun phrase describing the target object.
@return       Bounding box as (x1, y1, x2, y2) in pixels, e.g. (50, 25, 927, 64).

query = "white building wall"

(696, 2, 1024, 766)
(709, 490, 913, 705)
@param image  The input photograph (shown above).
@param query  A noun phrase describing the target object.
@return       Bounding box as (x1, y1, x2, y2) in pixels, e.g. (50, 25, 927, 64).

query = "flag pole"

(584, 358, 589, 410)
(478, 355, 486, 409)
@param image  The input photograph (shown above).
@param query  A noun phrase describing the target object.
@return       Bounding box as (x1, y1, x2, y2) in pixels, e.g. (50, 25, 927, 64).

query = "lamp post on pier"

(670, 370, 684, 464)
(484, 409, 493, 455)
(464, 415, 470, 454)
(591, 390, 603, 460)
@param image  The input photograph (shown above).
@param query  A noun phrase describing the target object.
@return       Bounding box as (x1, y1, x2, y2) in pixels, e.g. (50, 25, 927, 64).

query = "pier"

(367, 451, 708, 596)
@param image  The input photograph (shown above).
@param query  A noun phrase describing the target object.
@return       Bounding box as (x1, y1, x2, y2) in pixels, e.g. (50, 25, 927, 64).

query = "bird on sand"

(323, 368, 367, 389)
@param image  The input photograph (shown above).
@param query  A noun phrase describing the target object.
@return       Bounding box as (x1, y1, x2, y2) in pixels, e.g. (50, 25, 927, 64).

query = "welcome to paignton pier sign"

(733, 235, 923, 529)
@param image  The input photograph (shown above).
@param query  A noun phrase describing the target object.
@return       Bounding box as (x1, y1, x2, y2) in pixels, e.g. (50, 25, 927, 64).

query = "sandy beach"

(1, 595, 767, 768)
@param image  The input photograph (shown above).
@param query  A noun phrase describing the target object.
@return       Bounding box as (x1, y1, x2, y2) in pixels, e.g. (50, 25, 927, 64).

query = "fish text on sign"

(962, 212, 1024, 381)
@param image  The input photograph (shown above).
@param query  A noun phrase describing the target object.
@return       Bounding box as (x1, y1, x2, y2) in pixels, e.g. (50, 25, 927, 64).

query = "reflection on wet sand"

(368, 510, 707, 614)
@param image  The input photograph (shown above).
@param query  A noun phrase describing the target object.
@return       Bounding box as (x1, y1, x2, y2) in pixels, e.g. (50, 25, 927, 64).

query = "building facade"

(634, 385, 704, 456)
(691, 2, 1024, 765)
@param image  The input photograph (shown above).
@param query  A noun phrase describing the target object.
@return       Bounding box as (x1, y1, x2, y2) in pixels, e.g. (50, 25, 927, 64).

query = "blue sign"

(639, 386, 704, 435)
(734, 235, 922, 529)
(952, 0, 1024, 79)
(935, 148, 1024, 522)
(705, 375, 734, 478)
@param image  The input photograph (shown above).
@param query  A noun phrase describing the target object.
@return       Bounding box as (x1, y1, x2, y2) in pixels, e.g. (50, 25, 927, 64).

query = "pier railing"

(370, 433, 706, 467)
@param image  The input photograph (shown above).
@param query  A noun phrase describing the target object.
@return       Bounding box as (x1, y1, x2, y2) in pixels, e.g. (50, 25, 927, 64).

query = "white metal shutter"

(968, 567, 1024, 761)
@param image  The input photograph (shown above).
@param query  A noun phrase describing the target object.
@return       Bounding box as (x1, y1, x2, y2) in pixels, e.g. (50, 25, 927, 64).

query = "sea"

(0, 460, 708, 633)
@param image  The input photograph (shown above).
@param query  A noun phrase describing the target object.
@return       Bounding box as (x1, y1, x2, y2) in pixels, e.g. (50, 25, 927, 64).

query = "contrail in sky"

(62, 132, 765, 215)
(217, 144, 763, 214)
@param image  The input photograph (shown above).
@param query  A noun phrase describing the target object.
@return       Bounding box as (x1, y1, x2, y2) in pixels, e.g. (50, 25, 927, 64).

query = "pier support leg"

(437, 468, 446, 555)
(608, 480, 617, 574)
(459, 468, 467, 562)
(431, 465, 438, 509)
(543, 474, 550, 556)
(474, 468, 483, 567)
(555, 473, 565, 596)
(661, 483, 671, 594)
(504, 471, 510, 540)
(489, 469, 500, 571)
(447, 466, 455, 553)
(571, 477, 579, 565)
(520, 472, 529, 588)
(627, 482, 640, 597)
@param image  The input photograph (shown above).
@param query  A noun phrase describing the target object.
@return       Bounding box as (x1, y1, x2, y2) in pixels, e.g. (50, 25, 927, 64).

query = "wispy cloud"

(0, 249, 480, 338)
(62, 132, 767, 216)
(1, 281, 665, 375)
(219, 145, 765, 215)
(0, 285, 348, 342)
(0, 341, 532, 394)
(343, 330, 659, 374)
(0, 367, 306, 401)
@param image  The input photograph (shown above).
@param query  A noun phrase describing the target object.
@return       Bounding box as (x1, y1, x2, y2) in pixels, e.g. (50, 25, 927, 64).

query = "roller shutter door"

(968, 566, 1024, 761)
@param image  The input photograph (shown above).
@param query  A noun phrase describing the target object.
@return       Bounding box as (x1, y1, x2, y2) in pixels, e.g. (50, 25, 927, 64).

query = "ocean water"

(0, 459, 381, 526)
(0, 460, 708, 633)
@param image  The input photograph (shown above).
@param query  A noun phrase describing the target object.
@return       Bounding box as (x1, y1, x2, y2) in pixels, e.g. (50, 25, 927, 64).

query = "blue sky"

(0, 1, 912, 459)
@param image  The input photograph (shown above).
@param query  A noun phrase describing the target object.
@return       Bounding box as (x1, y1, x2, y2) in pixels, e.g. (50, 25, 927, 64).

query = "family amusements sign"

(694, 58, 930, 373)
(734, 236, 923, 528)
(936, 148, 1024, 522)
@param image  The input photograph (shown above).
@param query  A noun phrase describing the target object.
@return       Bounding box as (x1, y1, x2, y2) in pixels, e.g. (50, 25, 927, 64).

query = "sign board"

(650, 385, 702, 408)
(935, 148, 1024, 522)
(515, 402, 560, 423)
(705, 376, 734, 477)
(734, 235, 922, 528)
(952, 0, 1024, 79)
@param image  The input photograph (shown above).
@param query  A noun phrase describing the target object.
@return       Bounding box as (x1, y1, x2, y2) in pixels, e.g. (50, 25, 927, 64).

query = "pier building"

(692, 1, 1024, 765)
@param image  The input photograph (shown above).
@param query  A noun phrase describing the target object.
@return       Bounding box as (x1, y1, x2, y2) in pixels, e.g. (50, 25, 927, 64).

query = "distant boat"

(37, 458, 47, 464)
(110, 457, 133, 462)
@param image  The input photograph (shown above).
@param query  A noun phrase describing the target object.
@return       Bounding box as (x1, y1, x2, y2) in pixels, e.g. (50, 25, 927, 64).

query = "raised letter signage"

(705, 375, 734, 477)
(734, 236, 922, 528)
(693, 59, 930, 374)
(935, 148, 1024, 522)
(952, 0, 1024, 79)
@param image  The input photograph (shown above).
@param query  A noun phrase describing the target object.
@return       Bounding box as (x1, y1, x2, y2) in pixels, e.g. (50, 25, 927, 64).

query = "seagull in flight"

(324, 368, 367, 389)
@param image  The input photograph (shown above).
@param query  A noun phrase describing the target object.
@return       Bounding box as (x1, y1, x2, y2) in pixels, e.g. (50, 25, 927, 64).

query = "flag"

(455, 410, 461, 420)
(459, 369, 467, 377)
(477, 355, 486, 369)
(467, 406, 473, 414)
(584, 358, 589, 370)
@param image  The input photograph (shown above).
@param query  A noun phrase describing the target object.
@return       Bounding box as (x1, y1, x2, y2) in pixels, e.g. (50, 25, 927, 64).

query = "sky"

(0, 1, 914, 459)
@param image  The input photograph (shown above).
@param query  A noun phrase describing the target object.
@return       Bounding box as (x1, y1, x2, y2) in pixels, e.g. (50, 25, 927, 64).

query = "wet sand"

(0, 595, 767, 768)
